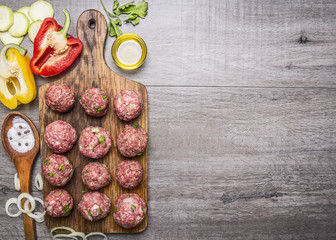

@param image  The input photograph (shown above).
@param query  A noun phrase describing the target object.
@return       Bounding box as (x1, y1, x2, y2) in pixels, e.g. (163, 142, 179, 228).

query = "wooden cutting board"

(38, 10, 148, 233)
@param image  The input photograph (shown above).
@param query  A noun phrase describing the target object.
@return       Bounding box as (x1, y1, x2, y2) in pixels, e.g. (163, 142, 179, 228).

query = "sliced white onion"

(17, 193, 36, 214)
(53, 232, 86, 240)
(14, 173, 21, 191)
(24, 197, 45, 222)
(33, 212, 45, 223)
(5, 198, 22, 217)
(86, 232, 108, 239)
(50, 227, 108, 240)
(35, 173, 43, 191)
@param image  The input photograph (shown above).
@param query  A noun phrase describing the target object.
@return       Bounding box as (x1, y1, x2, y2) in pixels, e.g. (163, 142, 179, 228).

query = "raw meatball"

(78, 126, 112, 159)
(116, 125, 148, 157)
(113, 193, 147, 228)
(79, 88, 109, 117)
(115, 160, 142, 189)
(113, 90, 143, 121)
(45, 84, 75, 112)
(44, 189, 73, 217)
(78, 192, 111, 222)
(44, 120, 77, 153)
(42, 154, 74, 187)
(81, 162, 112, 190)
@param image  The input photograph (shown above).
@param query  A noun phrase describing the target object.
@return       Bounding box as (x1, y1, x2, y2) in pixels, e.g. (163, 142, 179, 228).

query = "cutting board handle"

(76, 10, 108, 70)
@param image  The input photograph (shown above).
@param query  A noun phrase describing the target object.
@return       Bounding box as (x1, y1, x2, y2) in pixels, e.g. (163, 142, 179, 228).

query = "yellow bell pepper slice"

(0, 44, 36, 109)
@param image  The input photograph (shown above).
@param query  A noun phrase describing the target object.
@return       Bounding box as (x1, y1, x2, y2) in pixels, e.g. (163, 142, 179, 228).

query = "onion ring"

(35, 173, 43, 191)
(5, 198, 22, 217)
(52, 232, 86, 240)
(86, 232, 108, 239)
(24, 197, 45, 221)
(17, 193, 36, 214)
(14, 173, 20, 191)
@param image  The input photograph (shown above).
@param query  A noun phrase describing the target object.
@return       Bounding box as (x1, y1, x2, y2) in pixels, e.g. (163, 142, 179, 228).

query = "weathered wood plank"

(1, 87, 336, 239)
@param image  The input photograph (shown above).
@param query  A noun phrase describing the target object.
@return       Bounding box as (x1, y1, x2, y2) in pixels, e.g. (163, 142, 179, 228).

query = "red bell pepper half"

(30, 9, 83, 77)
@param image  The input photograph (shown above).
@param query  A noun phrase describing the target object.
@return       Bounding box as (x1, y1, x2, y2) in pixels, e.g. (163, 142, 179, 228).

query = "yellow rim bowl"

(111, 33, 147, 70)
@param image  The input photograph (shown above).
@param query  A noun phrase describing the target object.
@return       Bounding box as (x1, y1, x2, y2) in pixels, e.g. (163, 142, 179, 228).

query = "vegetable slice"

(29, 0, 54, 21)
(17, 6, 33, 24)
(28, 20, 42, 42)
(5, 198, 22, 217)
(17, 193, 36, 214)
(35, 173, 43, 190)
(8, 12, 29, 37)
(0, 6, 14, 31)
(24, 197, 46, 222)
(0, 32, 24, 45)
(14, 173, 21, 191)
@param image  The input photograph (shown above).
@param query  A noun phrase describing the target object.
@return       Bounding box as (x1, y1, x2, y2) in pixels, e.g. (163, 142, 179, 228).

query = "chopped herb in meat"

(48, 173, 54, 176)
(88, 211, 92, 216)
(44, 159, 50, 166)
(98, 135, 105, 144)
(102, 95, 106, 99)
(114, 207, 118, 213)
(131, 204, 136, 212)
(58, 164, 64, 171)
(133, 123, 140, 128)
(81, 190, 87, 193)
(131, 222, 135, 225)
(126, 195, 130, 198)
(64, 205, 71, 214)
(104, 144, 107, 148)
(59, 191, 63, 195)
(78, 95, 81, 100)
(138, 137, 141, 141)
(96, 108, 103, 113)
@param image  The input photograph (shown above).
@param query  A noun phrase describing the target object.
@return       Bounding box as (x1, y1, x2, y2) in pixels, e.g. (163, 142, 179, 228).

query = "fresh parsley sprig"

(100, 0, 148, 38)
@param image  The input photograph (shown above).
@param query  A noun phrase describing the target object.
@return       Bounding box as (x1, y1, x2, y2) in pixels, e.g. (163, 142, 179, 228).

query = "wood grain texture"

(38, 10, 148, 233)
(0, 0, 335, 239)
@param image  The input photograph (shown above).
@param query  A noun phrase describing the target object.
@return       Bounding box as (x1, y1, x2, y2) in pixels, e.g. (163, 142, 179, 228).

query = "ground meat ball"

(44, 189, 73, 217)
(44, 120, 77, 153)
(45, 84, 75, 112)
(113, 193, 147, 228)
(78, 126, 112, 159)
(113, 90, 143, 121)
(42, 154, 74, 187)
(78, 192, 111, 222)
(116, 125, 148, 157)
(81, 162, 112, 190)
(115, 160, 142, 189)
(79, 88, 109, 117)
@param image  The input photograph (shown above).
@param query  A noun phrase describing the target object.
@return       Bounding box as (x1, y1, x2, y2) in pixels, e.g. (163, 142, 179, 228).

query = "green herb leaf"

(85, 170, 88, 174)
(58, 164, 64, 171)
(98, 135, 105, 144)
(44, 159, 50, 166)
(81, 190, 87, 193)
(88, 211, 92, 216)
(138, 137, 141, 141)
(96, 108, 103, 113)
(126, 195, 130, 198)
(131, 222, 135, 225)
(64, 204, 71, 214)
(116, 1, 135, 15)
(133, 124, 140, 128)
(98, 208, 102, 215)
(89, 95, 92, 99)
(114, 207, 118, 213)
(48, 173, 54, 176)
(102, 95, 107, 99)
(113, 0, 119, 14)
(59, 191, 63, 195)
(104, 144, 107, 148)
(78, 95, 81, 100)
(131, 204, 136, 212)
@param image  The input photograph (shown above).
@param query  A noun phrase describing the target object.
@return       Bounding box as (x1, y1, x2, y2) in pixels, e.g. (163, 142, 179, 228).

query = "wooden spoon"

(1, 112, 39, 240)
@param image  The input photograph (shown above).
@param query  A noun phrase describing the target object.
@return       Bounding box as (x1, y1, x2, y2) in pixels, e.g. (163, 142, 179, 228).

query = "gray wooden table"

(1, 0, 335, 239)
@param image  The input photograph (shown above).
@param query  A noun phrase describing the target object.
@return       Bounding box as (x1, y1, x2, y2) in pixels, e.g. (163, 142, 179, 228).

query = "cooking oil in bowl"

(112, 33, 147, 70)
